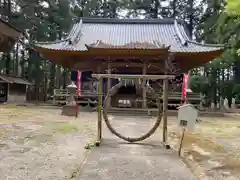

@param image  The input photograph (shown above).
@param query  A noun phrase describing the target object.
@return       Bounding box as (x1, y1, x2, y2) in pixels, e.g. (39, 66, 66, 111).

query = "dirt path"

(77, 115, 195, 180)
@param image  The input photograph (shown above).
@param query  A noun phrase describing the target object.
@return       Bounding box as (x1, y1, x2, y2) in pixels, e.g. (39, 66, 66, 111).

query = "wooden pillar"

(163, 60, 169, 144)
(142, 62, 147, 108)
(163, 79, 168, 143)
(97, 67, 103, 142)
(107, 62, 111, 107)
(200, 93, 203, 110)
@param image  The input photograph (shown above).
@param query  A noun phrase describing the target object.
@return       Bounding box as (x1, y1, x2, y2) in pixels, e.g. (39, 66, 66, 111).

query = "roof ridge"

(69, 19, 83, 45)
(80, 17, 185, 24)
(173, 20, 187, 46)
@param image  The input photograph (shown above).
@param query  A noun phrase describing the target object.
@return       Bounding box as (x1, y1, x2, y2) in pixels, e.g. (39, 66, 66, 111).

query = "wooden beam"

(73, 59, 166, 69)
(92, 74, 175, 80)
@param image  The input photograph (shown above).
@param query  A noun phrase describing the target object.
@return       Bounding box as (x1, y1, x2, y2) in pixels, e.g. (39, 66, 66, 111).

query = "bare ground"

(166, 115, 240, 180)
(0, 105, 97, 180)
(2, 104, 240, 180)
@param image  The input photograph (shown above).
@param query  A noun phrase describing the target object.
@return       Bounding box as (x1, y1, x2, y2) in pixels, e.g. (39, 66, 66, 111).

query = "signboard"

(177, 104, 198, 131)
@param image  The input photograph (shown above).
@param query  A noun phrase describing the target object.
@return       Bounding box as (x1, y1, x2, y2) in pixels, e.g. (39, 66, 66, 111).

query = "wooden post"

(163, 79, 168, 143)
(97, 66, 103, 143)
(107, 62, 111, 108)
(163, 59, 169, 144)
(142, 62, 147, 108)
(76, 71, 81, 117)
(178, 127, 186, 156)
(200, 93, 203, 110)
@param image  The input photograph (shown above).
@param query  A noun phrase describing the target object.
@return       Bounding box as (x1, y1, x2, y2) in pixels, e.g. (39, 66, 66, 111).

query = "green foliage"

(226, 0, 240, 16)
(233, 84, 240, 103)
(189, 75, 209, 94)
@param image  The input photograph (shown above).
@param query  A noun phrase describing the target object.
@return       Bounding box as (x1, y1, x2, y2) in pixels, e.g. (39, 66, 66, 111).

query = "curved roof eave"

(34, 18, 225, 55)
(173, 19, 224, 52)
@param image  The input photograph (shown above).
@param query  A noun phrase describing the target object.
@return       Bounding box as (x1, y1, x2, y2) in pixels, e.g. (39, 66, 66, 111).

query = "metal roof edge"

(0, 75, 13, 83)
(80, 17, 185, 25)
(186, 40, 224, 49)
(174, 20, 187, 46)
(69, 19, 83, 45)
(173, 19, 224, 50)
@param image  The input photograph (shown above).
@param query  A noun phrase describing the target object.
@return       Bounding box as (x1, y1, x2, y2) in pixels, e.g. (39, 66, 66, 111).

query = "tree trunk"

(20, 50, 25, 77)
(5, 53, 11, 74)
(233, 56, 240, 83)
(55, 65, 61, 89)
(43, 60, 48, 101)
(49, 63, 56, 94)
(187, 0, 194, 38)
(153, 0, 159, 18)
(172, 0, 177, 18)
(62, 69, 68, 89)
(15, 43, 19, 76)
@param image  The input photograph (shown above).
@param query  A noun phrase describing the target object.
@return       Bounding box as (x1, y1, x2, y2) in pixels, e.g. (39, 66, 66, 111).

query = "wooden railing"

(52, 88, 202, 108)
(52, 89, 98, 105)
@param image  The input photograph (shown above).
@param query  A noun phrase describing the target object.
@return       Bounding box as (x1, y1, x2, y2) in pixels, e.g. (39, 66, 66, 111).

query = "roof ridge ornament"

(153, 40, 170, 49)
(86, 40, 170, 49)
(174, 19, 187, 46)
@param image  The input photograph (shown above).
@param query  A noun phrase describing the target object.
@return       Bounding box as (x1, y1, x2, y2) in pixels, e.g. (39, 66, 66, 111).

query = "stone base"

(61, 105, 77, 117)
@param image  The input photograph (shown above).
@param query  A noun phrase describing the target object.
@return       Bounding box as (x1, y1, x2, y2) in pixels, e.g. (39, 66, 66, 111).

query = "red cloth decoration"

(77, 71, 81, 96)
(180, 74, 189, 105)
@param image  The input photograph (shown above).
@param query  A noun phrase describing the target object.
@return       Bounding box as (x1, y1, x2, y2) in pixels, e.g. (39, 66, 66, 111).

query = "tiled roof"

(35, 18, 223, 53)
(0, 74, 32, 85)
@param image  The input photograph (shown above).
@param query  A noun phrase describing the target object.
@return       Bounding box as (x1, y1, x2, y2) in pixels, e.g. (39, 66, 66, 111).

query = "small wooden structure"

(0, 18, 23, 52)
(0, 74, 31, 104)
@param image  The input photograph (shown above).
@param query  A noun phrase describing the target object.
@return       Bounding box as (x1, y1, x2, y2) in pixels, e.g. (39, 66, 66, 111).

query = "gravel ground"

(167, 116, 240, 180)
(77, 115, 195, 180)
(0, 106, 97, 180)
(2, 105, 239, 180)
